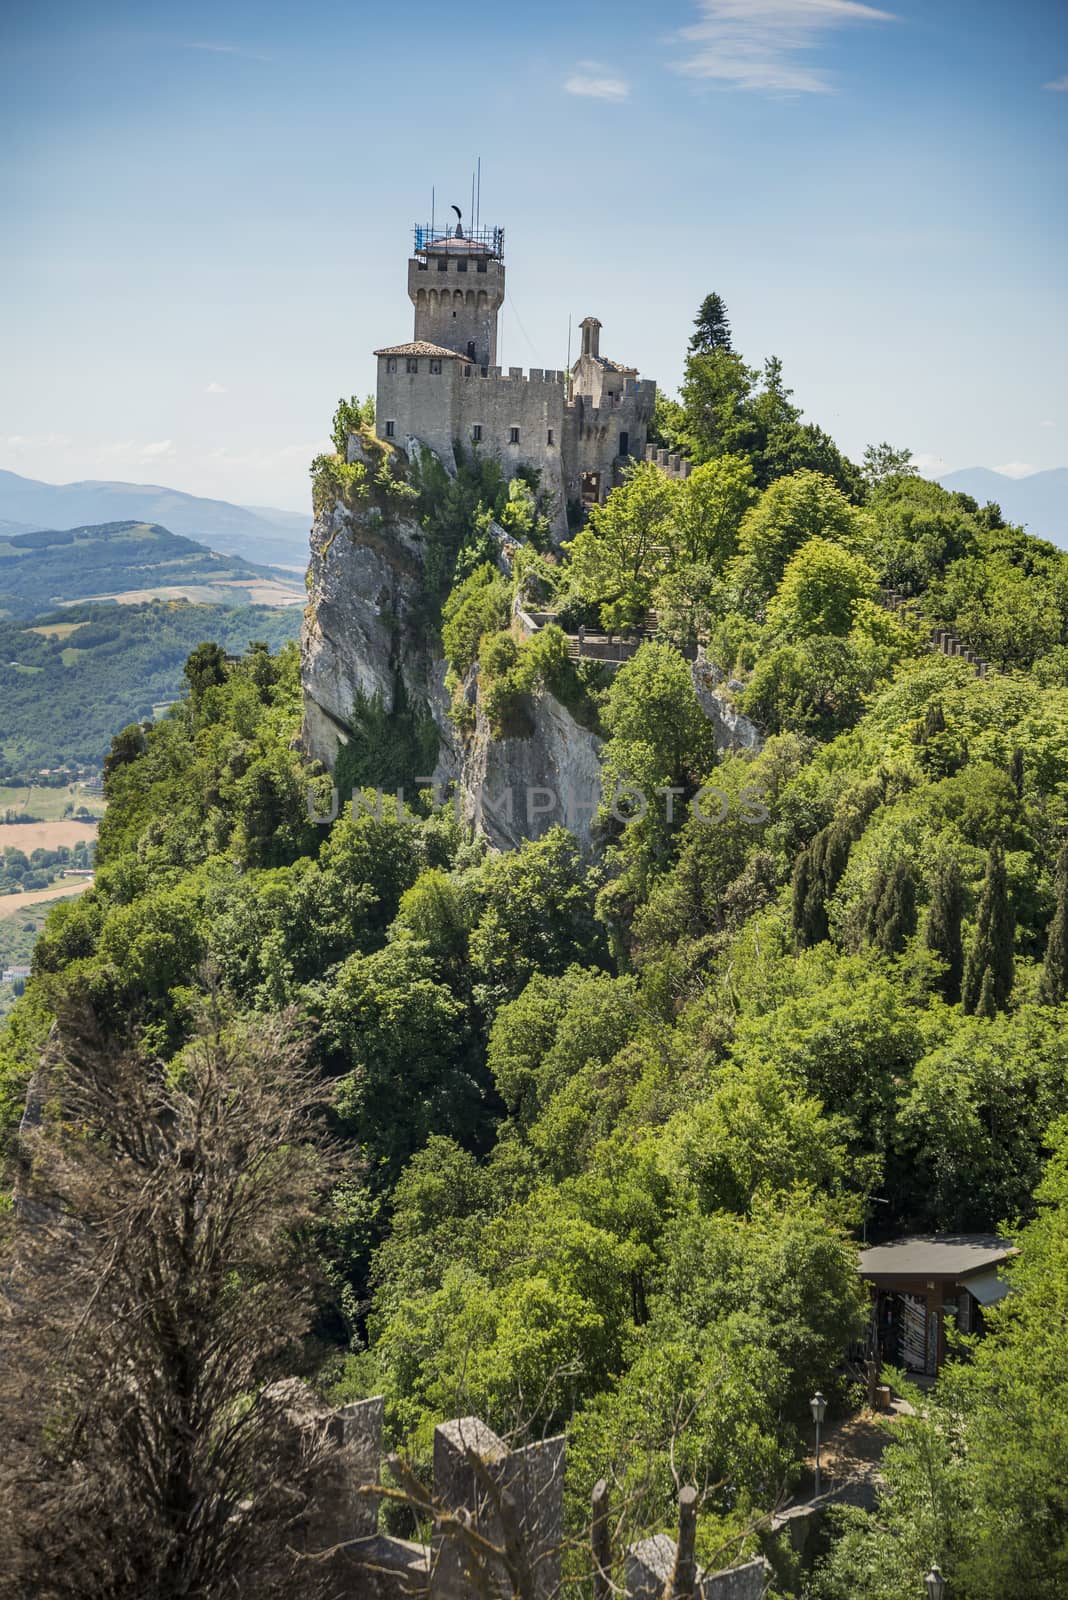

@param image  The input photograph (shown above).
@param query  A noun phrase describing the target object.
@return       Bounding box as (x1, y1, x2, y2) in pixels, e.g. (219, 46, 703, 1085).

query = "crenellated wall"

(373, 360, 656, 534)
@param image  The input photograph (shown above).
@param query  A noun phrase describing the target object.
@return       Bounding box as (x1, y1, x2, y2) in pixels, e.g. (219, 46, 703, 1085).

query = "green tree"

(926, 857, 965, 1002)
(767, 536, 878, 639)
(862, 441, 917, 488)
(962, 842, 1015, 1016)
(331, 393, 375, 454)
(565, 463, 678, 630)
(689, 291, 733, 354)
(673, 454, 757, 569)
(1039, 837, 1068, 1005)
(865, 858, 917, 956)
(182, 640, 228, 700)
(731, 471, 869, 606)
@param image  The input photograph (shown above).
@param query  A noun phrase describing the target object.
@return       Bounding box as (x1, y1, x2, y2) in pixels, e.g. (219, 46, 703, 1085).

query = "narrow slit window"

(472, 424, 483, 442)
(547, 428, 555, 446)
(385, 420, 396, 439)
(509, 426, 520, 444)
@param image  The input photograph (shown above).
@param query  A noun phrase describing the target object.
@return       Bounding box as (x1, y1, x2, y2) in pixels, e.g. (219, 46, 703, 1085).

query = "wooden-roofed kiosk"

(859, 1234, 1016, 1378)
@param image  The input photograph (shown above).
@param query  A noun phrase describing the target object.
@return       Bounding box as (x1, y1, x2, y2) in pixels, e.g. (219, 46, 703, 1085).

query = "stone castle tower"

(370, 216, 656, 533)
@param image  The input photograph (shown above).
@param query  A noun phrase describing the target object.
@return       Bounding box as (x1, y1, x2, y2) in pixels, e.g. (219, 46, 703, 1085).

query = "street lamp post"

(925, 1567, 946, 1600)
(810, 1391, 827, 1498)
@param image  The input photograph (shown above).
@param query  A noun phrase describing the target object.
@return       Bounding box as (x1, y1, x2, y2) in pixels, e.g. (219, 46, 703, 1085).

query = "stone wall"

(410, 253, 505, 367)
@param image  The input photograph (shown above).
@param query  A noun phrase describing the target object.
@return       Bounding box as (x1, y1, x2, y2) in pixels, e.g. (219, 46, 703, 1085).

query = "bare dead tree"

(0, 1001, 345, 1600)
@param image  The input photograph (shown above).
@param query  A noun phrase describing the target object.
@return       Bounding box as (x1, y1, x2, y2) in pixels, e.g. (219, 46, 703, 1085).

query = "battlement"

(645, 444, 693, 480)
(461, 365, 568, 385)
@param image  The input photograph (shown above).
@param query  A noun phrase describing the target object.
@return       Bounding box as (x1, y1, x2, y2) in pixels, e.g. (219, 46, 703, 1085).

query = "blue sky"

(2, 0, 1066, 511)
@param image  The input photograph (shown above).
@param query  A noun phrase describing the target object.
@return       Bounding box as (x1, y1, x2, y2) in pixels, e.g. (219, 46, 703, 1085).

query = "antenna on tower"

(431, 186, 435, 239)
(566, 314, 573, 397)
(470, 165, 476, 237)
(476, 156, 481, 230)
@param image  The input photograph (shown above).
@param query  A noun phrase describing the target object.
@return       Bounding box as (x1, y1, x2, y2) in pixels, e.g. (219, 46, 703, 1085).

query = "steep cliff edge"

(300, 490, 444, 774)
(300, 473, 601, 848)
(301, 446, 762, 851)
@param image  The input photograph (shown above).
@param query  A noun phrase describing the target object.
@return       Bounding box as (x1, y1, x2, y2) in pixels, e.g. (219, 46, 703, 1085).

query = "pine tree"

(962, 843, 1015, 1015)
(867, 859, 917, 955)
(926, 857, 965, 1002)
(1039, 837, 1068, 1005)
(689, 292, 733, 355)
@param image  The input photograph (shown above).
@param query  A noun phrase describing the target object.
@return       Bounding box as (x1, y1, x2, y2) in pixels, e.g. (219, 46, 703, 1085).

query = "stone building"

(369, 220, 656, 532)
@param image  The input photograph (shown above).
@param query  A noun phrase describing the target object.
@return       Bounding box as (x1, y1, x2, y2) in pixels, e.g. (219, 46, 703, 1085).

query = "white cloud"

(1043, 75, 1068, 91)
(911, 451, 952, 478)
(674, 0, 896, 95)
(564, 72, 630, 101)
(140, 440, 175, 460)
(203, 381, 227, 394)
(1040, 419, 1057, 429)
(994, 461, 1039, 479)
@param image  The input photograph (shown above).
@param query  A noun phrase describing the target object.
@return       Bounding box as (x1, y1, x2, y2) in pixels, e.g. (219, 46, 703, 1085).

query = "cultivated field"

(0, 877, 93, 917)
(0, 784, 106, 821)
(0, 819, 99, 852)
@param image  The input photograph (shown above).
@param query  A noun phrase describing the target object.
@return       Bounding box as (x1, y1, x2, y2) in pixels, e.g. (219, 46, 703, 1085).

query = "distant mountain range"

(0, 471, 311, 569)
(937, 467, 1068, 550)
(0, 521, 304, 620)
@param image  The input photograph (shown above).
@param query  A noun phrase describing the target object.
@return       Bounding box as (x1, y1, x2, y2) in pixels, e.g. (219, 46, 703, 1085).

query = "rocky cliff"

(300, 466, 603, 850)
(301, 447, 762, 853)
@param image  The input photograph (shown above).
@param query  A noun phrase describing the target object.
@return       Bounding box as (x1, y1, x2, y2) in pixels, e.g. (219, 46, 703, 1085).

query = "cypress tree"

(1039, 837, 1068, 1005)
(866, 860, 917, 955)
(962, 842, 1015, 1015)
(926, 857, 965, 1002)
(689, 292, 733, 355)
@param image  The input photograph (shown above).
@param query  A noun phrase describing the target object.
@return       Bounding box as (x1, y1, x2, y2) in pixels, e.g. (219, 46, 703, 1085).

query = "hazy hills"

(0, 600, 301, 772)
(0, 521, 305, 621)
(0, 471, 311, 569)
(938, 467, 1068, 549)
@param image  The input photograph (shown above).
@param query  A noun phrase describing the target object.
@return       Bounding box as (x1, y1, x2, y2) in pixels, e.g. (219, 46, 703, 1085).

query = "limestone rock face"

(300, 487, 760, 854)
(691, 654, 763, 755)
(300, 493, 598, 851)
(301, 496, 433, 773)
(457, 689, 603, 851)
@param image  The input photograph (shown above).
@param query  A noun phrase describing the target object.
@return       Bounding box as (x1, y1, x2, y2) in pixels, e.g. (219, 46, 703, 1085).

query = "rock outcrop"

(301, 456, 763, 854)
(691, 654, 763, 754)
(301, 477, 601, 850)
(301, 493, 434, 774)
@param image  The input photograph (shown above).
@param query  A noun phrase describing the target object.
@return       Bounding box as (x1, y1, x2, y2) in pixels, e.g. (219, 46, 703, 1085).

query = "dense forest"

(2, 303, 1068, 1600)
(0, 598, 299, 771)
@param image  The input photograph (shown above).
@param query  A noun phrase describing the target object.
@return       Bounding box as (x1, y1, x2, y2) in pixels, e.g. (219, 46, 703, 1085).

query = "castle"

(370, 219, 657, 531)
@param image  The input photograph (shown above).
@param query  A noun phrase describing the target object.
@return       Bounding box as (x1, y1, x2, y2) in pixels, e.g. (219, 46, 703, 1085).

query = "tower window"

(547, 428, 555, 446)
(477, 260, 487, 273)
(466, 340, 476, 360)
(457, 258, 468, 272)
(430, 359, 442, 374)
(472, 424, 483, 442)
(509, 427, 520, 445)
(619, 430, 630, 456)
(407, 358, 419, 374)
(385, 420, 396, 439)
(437, 257, 448, 272)
(386, 357, 398, 373)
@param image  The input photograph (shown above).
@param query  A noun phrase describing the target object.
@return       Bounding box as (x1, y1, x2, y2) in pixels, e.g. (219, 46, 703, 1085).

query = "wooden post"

(671, 1486, 699, 1600)
(591, 1479, 612, 1600)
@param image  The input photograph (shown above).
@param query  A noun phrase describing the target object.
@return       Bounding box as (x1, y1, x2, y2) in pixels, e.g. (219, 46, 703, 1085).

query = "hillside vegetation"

(0, 598, 300, 771)
(3, 306, 1068, 1599)
(0, 519, 303, 619)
